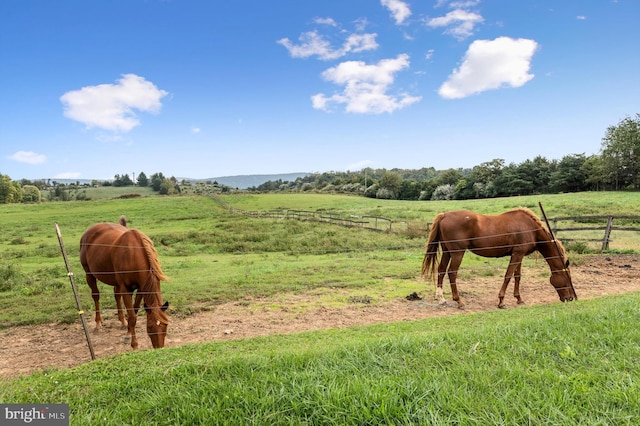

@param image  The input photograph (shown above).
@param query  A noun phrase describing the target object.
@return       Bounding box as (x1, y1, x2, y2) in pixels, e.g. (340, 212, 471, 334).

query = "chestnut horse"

(421, 208, 576, 308)
(80, 218, 169, 349)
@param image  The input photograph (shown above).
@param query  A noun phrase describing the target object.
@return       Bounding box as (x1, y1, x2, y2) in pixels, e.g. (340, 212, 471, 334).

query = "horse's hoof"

(498, 305, 507, 309)
(517, 301, 526, 305)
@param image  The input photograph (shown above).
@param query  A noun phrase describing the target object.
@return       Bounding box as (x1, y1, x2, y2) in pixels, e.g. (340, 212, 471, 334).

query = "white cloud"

(60, 74, 168, 132)
(191, 127, 201, 134)
(278, 31, 378, 60)
(448, 1, 481, 8)
(9, 151, 46, 165)
(314, 17, 337, 26)
(427, 9, 484, 40)
(438, 37, 538, 99)
(312, 54, 421, 114)
(577, 15, 586, 20)
(381, 0, 412, 25)
(54, 172, 82, 179)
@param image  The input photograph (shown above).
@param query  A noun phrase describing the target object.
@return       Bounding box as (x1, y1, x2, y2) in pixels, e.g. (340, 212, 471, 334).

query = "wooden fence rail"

(549, 215, 640, 251)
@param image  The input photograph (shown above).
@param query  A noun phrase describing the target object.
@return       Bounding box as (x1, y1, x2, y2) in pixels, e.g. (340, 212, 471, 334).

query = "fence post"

(601, 216, 614, 252)
(55, 223, 96, 360)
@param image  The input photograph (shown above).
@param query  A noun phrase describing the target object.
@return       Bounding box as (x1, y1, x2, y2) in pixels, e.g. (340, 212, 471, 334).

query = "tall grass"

(2, 294, 639, 424)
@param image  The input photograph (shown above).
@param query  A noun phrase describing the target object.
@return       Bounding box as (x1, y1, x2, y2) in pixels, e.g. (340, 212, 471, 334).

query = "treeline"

(0, 172, 184, 203)
(250, 154, 596, 200)
(2, 114, 638, 203)
(250, 114, 640, 200)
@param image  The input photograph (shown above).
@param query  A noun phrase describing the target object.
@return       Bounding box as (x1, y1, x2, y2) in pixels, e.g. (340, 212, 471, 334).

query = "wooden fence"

(212, 195, 639, 251)
(548, 215, 640, 251)
(211, 195, 396, 232)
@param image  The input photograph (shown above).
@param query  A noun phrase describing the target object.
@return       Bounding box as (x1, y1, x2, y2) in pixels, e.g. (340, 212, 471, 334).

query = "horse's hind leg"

(86, 275, 102, 329)
(121, 291, 139, 350)
(447, 252, 465, 309)
(435, 251, 451, 305)
(114, 286, 128, 328)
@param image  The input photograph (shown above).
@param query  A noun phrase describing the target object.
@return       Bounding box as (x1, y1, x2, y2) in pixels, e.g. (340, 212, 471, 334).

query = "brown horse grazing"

(80, 219, 169, 349)
(421, 208, 576, 309)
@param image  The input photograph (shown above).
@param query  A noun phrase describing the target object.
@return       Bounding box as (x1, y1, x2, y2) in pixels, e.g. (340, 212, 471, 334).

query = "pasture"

(1, 191, 640, 424)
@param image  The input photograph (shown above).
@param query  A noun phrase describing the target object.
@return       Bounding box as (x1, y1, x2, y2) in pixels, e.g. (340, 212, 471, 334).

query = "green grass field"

(2, 294, 640, 424)
(1, 191, 640, 424)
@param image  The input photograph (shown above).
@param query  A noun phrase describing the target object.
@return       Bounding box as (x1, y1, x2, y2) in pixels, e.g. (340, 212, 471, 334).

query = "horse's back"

(437, 209, 540, 255)
(80, 222, 129, 284)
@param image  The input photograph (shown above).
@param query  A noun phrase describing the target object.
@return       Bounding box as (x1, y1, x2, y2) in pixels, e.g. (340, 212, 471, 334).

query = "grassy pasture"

(1, 191, 640, 424)
(1, 191, 639, 327)
(2, 294, 640, 424)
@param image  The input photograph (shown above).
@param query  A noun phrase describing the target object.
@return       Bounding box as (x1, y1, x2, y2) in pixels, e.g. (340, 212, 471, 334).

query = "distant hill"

(184, 173, 310, 189)
(44, 173, 311, 190)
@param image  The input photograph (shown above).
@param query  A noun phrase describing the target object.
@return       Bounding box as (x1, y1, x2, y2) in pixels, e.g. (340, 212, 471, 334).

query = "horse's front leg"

(121, 291, 139, 349)
(86, 275, 102, 329)
(435, 251, 451, 305)
(498, 254, 522, 308)
(448, 252, 465, 309)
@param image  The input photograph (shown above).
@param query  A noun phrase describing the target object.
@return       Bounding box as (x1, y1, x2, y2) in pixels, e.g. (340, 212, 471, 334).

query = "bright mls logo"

(1, 404, 68, 425)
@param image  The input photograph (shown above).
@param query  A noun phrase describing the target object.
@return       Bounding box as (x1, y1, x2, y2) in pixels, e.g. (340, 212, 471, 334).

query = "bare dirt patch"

(2, 254, 639, 379)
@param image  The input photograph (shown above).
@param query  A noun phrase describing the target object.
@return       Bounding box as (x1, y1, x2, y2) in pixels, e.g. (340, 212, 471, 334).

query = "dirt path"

(2, 254, 639, 379)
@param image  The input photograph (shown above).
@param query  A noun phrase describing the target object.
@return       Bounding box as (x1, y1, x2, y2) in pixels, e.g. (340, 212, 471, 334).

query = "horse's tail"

(141, 233, 169, 282)
(119, 215, 127, 227)
(421, 213, 444, 280)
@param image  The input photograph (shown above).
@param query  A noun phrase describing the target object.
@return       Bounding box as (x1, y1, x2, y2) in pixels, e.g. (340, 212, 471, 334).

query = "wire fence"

(4, 204, 636, 360)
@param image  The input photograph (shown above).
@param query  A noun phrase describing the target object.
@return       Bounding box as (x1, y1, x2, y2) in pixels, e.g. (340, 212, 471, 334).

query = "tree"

(113, 174, 134, 187)
(22, 185, 41, 203)
(600, 114, 640, 190)
(581, 155, 607, 190)
(0, 174, 23, 204)
(137, 171, 149, 187)
(159, 177, 181, 195)
(431, 184, 455, 200)
(378, 171, 403, 199)
(150, 172, 166, 191)
(435, 168, 464, 187)
(549, 154, 588, 193)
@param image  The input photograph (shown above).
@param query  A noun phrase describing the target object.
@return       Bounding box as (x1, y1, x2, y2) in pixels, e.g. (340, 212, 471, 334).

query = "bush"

(0, 263, 22, 292)
(431, 184, 455, 200)
(376, 188, 395, 199)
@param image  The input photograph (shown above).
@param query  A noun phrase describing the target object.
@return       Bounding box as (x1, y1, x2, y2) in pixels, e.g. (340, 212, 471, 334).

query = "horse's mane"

(514, 207, 567, 261)
(136, 230, 170, 324)
(138, 232, 168, 283)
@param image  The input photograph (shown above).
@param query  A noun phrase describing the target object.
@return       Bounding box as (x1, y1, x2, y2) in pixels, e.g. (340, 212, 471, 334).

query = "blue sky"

(2, 0, 638, 181)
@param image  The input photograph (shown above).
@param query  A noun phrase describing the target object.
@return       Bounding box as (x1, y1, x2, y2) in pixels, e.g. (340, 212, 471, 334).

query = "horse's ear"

(565, 259, 570, 268)
(162, 301, 169, 311)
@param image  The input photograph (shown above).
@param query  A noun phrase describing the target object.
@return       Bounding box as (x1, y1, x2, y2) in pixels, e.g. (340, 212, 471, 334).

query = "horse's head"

(550, 259, 577, 302)
(145, 301, 169, 348)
